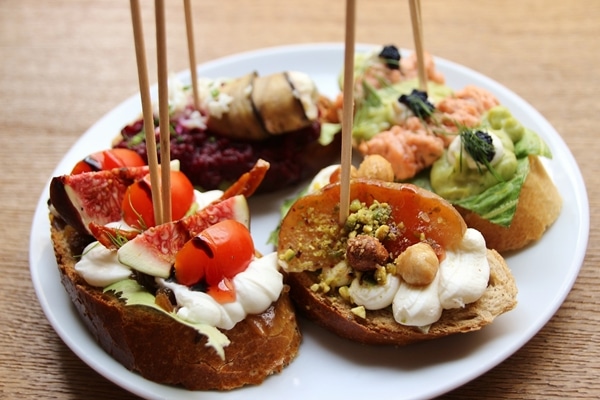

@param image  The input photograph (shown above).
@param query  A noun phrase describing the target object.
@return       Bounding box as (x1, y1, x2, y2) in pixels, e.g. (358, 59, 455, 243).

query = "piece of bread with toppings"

(276, 161, 517, 345)
(50, 215, 301, 390)
(113, 71, 342, 193)
(283, 247, 515, 345)
(455, 155, 562, 252)
(48, 161, 301, 391)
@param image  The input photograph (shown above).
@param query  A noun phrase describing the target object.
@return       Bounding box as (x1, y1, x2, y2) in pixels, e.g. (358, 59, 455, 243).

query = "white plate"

(30, 43, 589, 400)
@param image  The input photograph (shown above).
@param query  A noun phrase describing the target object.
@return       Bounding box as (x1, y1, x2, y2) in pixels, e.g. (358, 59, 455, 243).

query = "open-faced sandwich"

(48, 157, 301, 390)
(112, 71, 341, 193)
(276, 156, 518, 345)
(328, 44, 561, 252)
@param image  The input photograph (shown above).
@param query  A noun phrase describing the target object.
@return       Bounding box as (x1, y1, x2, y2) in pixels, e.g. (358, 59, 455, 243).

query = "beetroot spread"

(113, 114, 322, 193)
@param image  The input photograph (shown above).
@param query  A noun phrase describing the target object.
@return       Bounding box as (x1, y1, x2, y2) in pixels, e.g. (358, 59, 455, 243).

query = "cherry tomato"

(71, 148, 145, 174)
(174, 220, 255, 294)
(121, 170, 195, 229)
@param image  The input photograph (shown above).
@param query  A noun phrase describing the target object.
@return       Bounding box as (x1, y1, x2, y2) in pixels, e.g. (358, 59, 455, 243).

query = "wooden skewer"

(183, 0, 200, 110)
(155, 0, 172, 223)
(129, 0, 163, 225)
(409, 0, 427, 91)
(339, 0, 356, 225)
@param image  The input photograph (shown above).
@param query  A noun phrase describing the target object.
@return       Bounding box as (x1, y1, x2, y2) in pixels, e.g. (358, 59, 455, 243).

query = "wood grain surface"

(1, 0, 599, 398)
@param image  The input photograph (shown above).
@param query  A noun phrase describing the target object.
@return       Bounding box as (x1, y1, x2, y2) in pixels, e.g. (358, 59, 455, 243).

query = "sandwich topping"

(114, 72, 334, 193)
(278, 161, 490, 330)
(76, 189, 284, 331)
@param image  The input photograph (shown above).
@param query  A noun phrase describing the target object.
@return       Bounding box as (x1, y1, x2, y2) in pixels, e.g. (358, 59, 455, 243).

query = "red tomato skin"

(121, 181, 155, 229)
(174, 238, 206, 286)
(200, 220, 254, 286)
(121, 170, 195, 229)
(71, 160, 94, 175)
(173, 220, 255, 292)
(102, 148, 145, 170)
(71, 149, 145, 174)
(169, 170, 195, 221)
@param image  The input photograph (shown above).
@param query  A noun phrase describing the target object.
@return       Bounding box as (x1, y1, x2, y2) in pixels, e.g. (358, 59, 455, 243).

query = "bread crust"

(284, 249, 517, 345)
(457, 155, 562, 253)
(49, 214, 301, 391)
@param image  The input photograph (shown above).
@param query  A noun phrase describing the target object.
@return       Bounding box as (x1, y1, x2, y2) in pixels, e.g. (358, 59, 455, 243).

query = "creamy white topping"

(75, 243, 132, 287)
(349, 273, 400, 310)
(438, 228, 490, 308)
(159, 252, 283, 330)
(163, 74, 190, 117)
(447, 131, 505, 170)
(287, 71, 319, 121)
(393, 272, 443, 327)
(345, 228, 490, 327)
(307, 164, 340, 194)
(194, 76, 233, 119)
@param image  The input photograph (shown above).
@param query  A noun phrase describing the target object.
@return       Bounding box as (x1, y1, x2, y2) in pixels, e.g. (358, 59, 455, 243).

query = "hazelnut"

(394, 242, 439, 286)
(357, 155, 395, 182)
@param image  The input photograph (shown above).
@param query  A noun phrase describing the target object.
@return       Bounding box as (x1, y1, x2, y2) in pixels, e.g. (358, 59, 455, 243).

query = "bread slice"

(456, 155, 562, 253)
(49, 214, 301, 391)
(284, 248, 517, 345)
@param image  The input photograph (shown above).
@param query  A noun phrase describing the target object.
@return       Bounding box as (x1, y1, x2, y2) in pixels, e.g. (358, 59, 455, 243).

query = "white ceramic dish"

(30, 43, 589, 400)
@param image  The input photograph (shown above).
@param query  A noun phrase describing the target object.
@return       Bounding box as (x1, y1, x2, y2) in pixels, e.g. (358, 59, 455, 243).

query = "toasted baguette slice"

(284, 248, 516, 345)
(49, 214, 301, 391)
(456, 156, 562, 253)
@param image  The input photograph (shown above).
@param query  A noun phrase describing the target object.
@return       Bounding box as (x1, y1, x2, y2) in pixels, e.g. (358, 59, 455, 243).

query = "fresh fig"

(49, 166, 151, 235)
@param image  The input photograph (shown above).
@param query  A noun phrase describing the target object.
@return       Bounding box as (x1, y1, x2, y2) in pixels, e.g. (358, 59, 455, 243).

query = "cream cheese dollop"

(393, 272, 443, 327)
(75, 243, 132, 287)
(438, 228, 490, 308)
(348, 273, 400, 310)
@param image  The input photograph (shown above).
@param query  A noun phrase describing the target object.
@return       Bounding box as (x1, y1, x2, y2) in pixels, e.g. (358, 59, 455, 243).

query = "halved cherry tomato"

(174, 220, 255, 299)
(121, 170, 195, 229)
(71, 148, 145, 174)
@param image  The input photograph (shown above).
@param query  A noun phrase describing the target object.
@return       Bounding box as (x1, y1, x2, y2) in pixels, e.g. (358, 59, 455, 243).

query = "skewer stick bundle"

(129, 0, 163, 225)
(339, 0, 357, 225)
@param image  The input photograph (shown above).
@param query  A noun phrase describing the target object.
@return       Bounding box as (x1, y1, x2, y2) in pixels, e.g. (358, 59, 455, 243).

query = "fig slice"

(118, 195, 250, 278)
(49, 165, 152, 235)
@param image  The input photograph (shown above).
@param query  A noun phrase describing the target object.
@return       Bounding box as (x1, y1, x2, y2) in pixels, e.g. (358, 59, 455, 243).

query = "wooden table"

(2, 1, 598, 398)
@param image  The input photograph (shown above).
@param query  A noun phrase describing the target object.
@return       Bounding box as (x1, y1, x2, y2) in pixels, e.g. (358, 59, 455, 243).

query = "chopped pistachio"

(351, 306, 366, 319)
